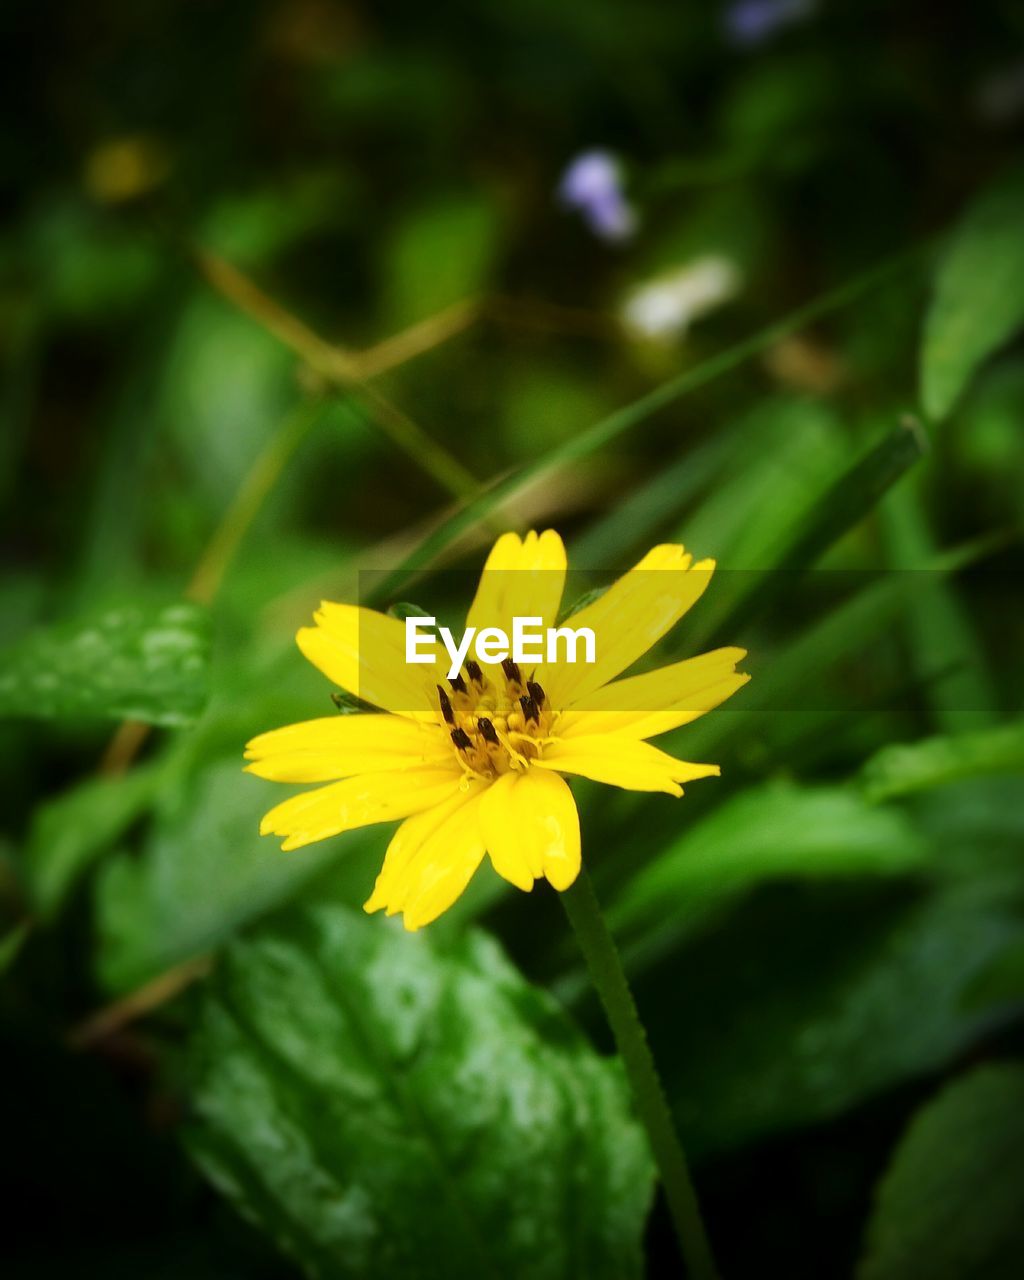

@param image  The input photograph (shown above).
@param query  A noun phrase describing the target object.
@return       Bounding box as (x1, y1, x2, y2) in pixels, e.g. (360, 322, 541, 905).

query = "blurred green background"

(2, 1, 1024, 1276)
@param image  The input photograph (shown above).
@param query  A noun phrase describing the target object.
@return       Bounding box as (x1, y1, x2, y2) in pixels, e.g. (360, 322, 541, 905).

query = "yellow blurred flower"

(245, 531, 749, 930)
(83, 135, 171, 204)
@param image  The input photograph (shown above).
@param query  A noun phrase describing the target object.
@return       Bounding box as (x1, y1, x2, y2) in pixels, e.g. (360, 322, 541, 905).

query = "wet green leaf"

(0, 602, 211, 726)
(186, 904, 654, 1280)
(858, 1064, 1024, 1280)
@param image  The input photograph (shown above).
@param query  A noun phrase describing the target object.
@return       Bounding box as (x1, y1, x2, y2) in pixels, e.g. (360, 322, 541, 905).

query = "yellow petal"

(466, 529, 567, 640)
(480, 768, 581, 892)
(259, 767, 464, 852)
(545, 546, 716, 708)
(364, 786, 480, 912)
(296, 602, 445, 718)
(479, 773, 537, 889)
(556, 648, 749, 740)
(535, 735, 719, 796)
(383, 791, 488, 931)
(245, 715, 453, 782)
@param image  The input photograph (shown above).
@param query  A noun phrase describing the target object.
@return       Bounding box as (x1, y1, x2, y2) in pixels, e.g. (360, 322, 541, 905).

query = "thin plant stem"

(560, 867, 719, 1280)
(186, 398, 325, 606)
(192, 247, 482, 502)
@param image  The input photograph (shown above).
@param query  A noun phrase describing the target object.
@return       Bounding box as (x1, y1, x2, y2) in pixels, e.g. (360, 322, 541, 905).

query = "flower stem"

(561, 867, 719, 1280)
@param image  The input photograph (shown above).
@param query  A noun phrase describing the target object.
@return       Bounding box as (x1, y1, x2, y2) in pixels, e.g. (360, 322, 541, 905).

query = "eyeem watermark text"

(406, 616, 596, 679)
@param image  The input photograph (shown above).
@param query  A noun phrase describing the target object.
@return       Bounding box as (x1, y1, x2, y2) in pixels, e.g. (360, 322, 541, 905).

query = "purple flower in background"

(557, 149, 637, 243)
(725, 0, 814, 47)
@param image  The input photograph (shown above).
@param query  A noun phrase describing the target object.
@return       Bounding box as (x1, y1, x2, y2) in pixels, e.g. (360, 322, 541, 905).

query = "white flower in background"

(621, 256, 741, 341)
(557, 149, 638, 243)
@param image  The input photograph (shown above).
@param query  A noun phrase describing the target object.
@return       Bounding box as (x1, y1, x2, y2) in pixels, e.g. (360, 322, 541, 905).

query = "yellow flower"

(245, 531, 749, 930)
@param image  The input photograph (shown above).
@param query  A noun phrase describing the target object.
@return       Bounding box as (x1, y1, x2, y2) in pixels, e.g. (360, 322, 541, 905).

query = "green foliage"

(962, 938, 1024, 1011)
(186, 904, 654, 1280)
(5, 6, 1024, 1273)
(921, 166, 1024, 420)
(858, 1065, 1024, 1280)
(690, 418, 927, 650)
(95, 758, 382, 992)
(0, 602, 210, 726)
(659, 880, 1020, 1156)
(860, 722, 1024, 802)
(606, 782, 926, 952)
(25, 762, 163, 918)
(382, 193, 501, 327)
(677, 397, 848, 569)
(0, 920, 30, 975)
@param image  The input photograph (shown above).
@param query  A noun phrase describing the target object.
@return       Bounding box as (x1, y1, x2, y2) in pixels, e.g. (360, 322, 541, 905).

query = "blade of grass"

(689, 417, 929, 651)
(881, 477, 998, 731)
(681, 532, 1010, 761)
(569, 433, 732, 567)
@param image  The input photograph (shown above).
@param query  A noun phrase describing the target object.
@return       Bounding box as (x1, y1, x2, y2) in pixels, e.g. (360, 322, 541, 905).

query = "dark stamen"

(450, 727, 472, 750)
(526, 680, 545, 707)
(437, 685, 454, 724)
(502, 657, 522, 685)
(465, 659, 483, 685)
(449, 673, 467, 694)
(519, 694, 538, 723)
(478, 717, 499, 744)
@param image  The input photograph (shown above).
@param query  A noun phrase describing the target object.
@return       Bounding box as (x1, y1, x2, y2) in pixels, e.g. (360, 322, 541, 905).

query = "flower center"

(438, 658, 553, 778)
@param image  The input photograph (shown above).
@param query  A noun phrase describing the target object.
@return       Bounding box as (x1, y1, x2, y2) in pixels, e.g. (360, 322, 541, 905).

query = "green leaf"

(921, 167, 1024, 420)
(0, 602, 211, 727)
(569, 433, 729, 567)
(186, 904, 654, 1280)
(880, 478, 997, 731)
(199, 173, 353, 267)
(606, 783, 926, 971)
(330, 690, 378, 715)
(694, 417, 927, 648)
(961, 938, 1024, 1011)
(25, 763, 163, 918)
(677, 532, 1001, 764)
(860, 721, 1024, 803)
(94, 757, 381, 992)
(0, 919, 30, 975)
(382, 193, 500, 327)
(678, 396, 849, 570)
(556, 583, 609, 623)
(858, 1064, 1024, 1280)
(653, 880, 1020, 1157)
(386, 601, 432, 623)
